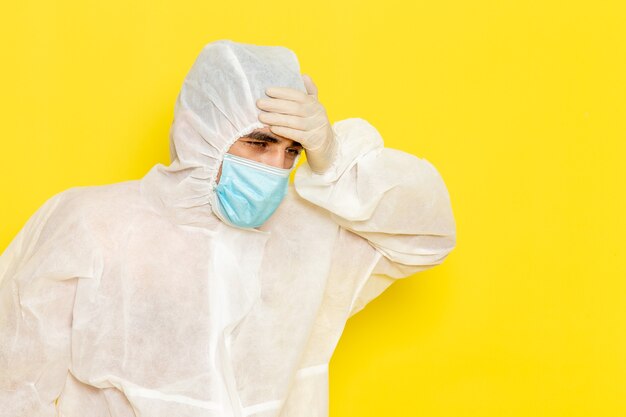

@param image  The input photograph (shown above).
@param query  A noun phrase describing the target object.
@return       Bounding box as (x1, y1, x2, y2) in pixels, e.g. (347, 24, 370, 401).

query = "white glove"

(256, 74, 338, 174)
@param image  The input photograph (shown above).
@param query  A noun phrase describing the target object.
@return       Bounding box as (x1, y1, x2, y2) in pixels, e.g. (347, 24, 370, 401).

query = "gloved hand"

(256, 74, 338, 174)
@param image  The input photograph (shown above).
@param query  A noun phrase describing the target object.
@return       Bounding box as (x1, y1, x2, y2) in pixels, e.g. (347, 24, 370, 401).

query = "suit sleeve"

(294, 118, 457, 317)
(0, 191, 82, 416)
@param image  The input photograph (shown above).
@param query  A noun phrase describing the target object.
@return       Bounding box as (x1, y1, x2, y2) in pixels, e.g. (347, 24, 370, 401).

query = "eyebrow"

(244, 131, 302, 148)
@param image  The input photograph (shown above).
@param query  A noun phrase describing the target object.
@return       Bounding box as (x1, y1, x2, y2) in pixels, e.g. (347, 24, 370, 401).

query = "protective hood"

(140, 39, 307, 228)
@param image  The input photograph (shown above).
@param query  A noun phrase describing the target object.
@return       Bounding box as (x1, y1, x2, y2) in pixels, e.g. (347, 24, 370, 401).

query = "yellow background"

(1, 1, 625, 416)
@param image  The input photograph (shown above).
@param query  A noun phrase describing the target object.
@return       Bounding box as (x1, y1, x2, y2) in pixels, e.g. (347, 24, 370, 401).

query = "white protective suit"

(0, 39, 457, 417)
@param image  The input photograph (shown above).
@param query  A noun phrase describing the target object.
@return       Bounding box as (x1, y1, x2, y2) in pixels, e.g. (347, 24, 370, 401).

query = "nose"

(259, 149, 289, 169)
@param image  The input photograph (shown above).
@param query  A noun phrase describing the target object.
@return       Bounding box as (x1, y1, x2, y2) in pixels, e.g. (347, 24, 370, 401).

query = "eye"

(245, 141, 267, 148)
(287, 148, 302, 157)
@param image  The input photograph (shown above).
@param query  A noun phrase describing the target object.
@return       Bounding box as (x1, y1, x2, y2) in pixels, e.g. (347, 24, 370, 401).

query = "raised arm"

(255, 75, 456, 315)
(294, 117, 457, 316)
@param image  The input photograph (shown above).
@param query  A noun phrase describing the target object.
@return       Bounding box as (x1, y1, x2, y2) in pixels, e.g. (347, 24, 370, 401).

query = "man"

(0, 39, 456, 417)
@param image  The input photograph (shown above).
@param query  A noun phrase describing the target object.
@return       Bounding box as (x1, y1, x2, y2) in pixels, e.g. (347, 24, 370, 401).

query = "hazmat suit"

(0, 39, 457, 417)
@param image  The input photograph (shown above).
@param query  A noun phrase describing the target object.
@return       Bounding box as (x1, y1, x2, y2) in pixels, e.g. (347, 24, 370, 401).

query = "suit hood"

(140, 39, 307, 228)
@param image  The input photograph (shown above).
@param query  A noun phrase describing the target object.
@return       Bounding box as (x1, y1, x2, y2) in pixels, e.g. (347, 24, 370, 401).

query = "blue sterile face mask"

(213, 153, 295, 229)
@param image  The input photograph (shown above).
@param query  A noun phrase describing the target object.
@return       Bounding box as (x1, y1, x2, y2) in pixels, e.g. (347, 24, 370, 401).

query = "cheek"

(228, 141, 253, 158)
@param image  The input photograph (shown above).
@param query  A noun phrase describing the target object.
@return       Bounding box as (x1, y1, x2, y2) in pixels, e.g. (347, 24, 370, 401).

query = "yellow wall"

(1, 1, 625, 416)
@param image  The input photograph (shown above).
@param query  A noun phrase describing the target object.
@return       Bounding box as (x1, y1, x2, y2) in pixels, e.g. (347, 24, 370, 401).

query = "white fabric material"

(0, 39, 457, 417)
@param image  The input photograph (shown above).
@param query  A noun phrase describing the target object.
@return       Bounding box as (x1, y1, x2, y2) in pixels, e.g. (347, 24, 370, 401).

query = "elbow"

(438, 232, 457, 265)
